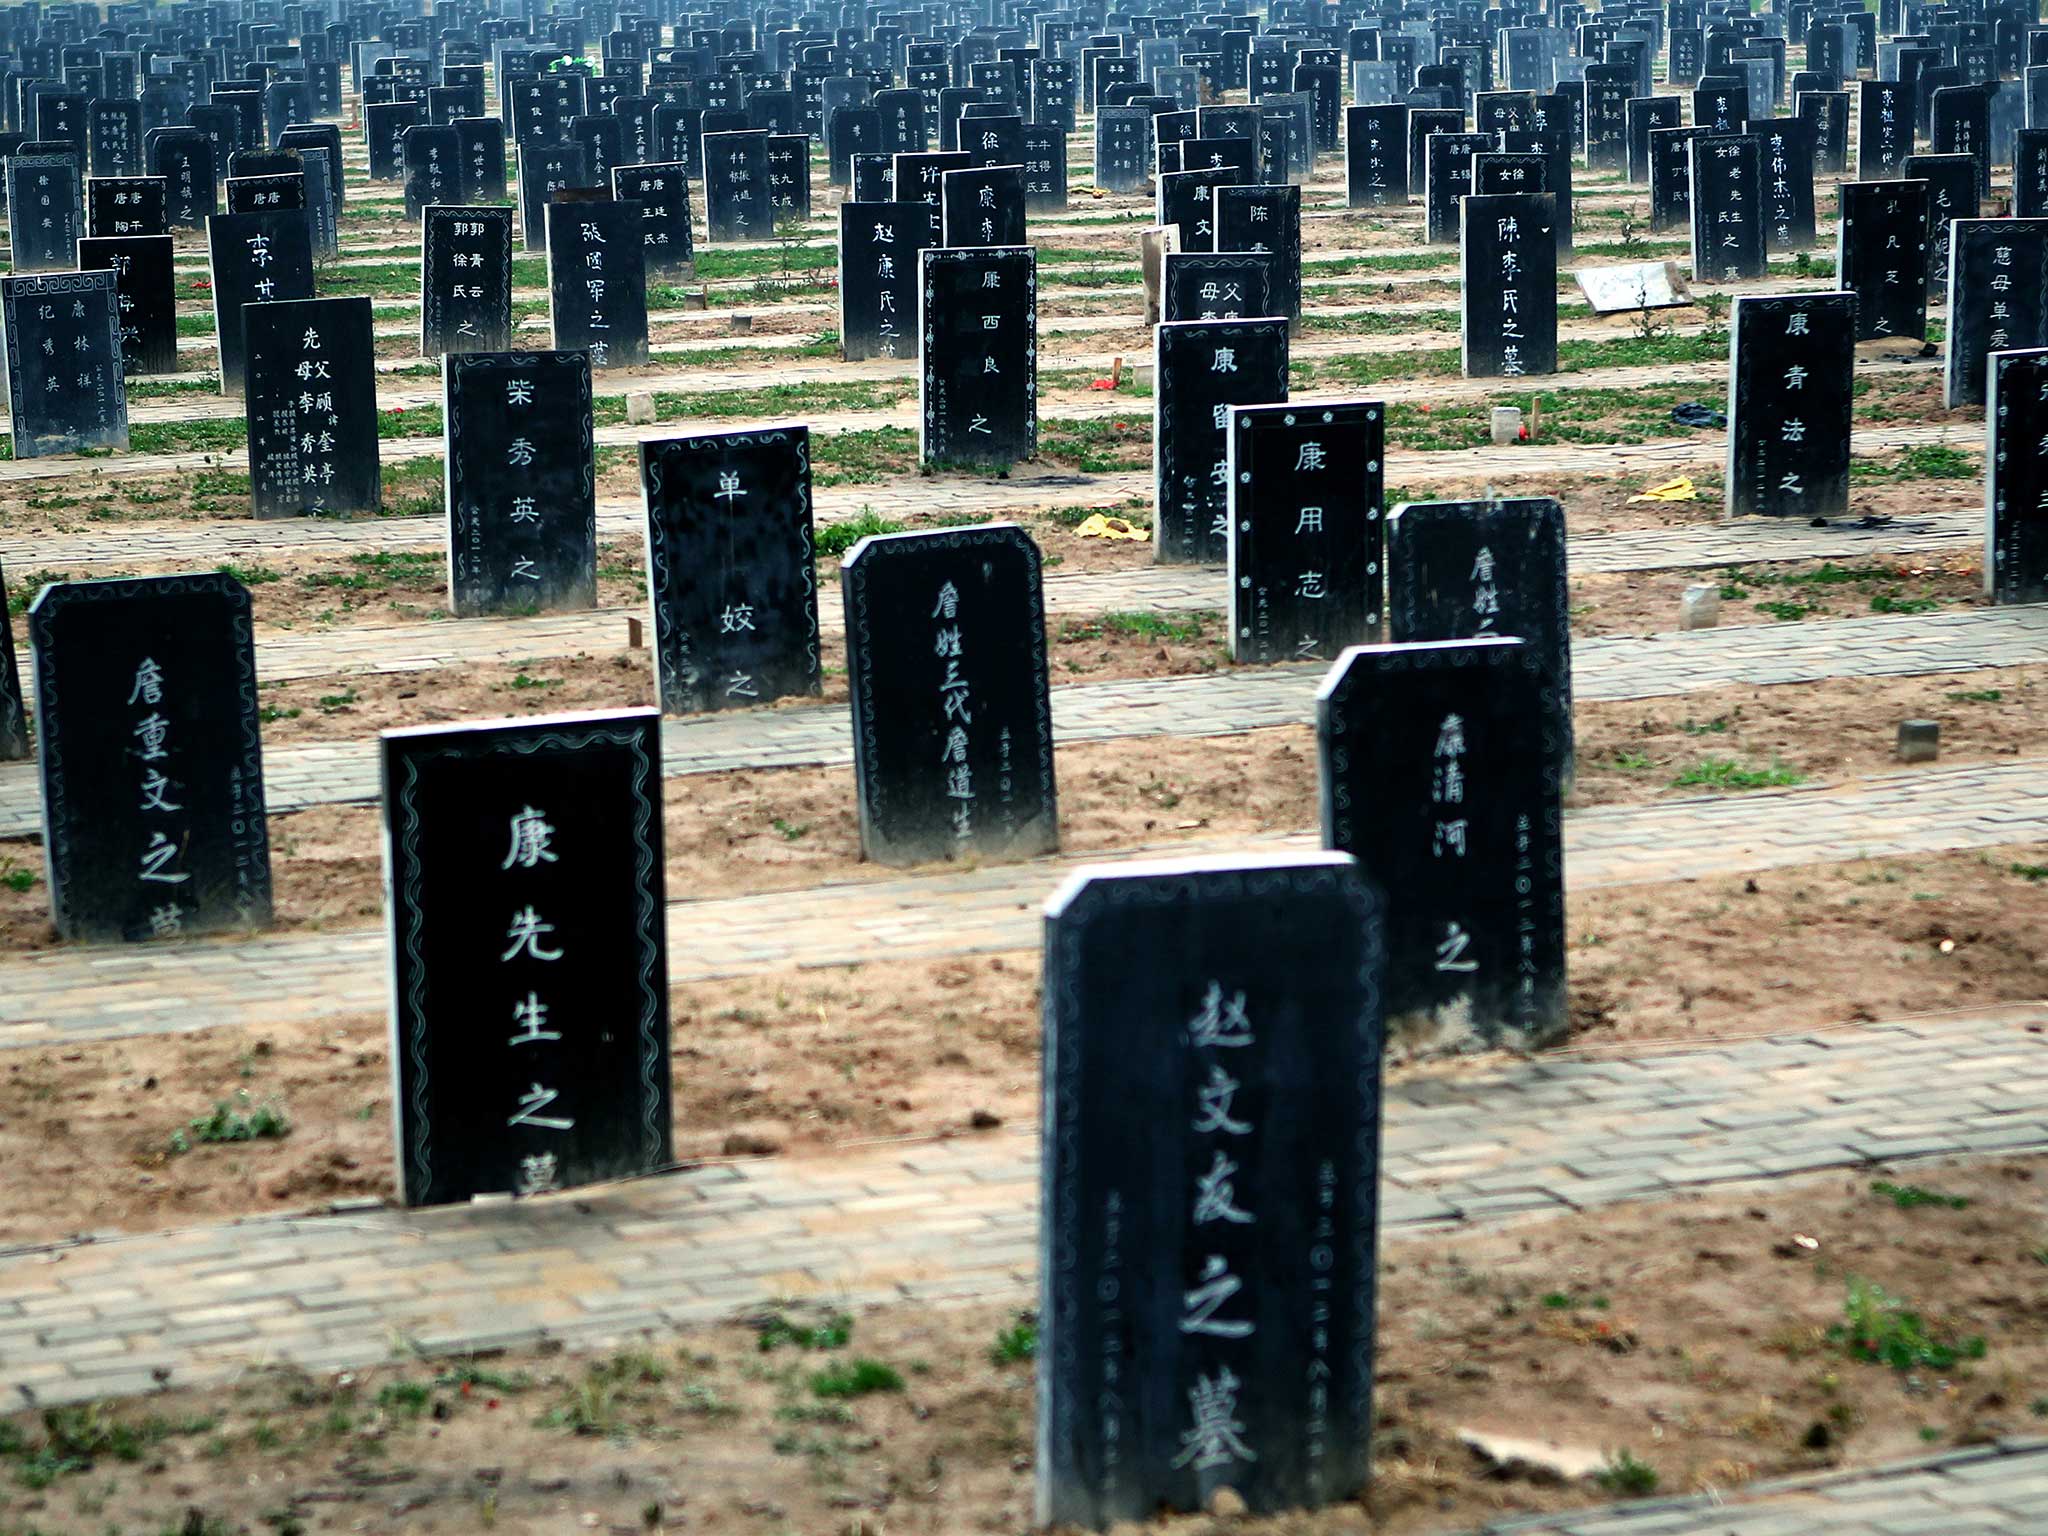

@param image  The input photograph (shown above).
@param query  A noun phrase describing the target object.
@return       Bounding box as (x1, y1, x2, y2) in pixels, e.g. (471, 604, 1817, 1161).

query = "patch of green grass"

(809, 1358, 903, 1399)
(374, 1381, 432, 1417)
(1671, 757, 1805, 791)
(1678, 716, 1730, 735)
(1756, 598, 1820, 622)
(316, 688, 359, 711)
(1609, 750, 1653, 773)
(434, 1362, 533, 1395)
(1869, 591, 1942, 615)
(1540, 1291, 1611, 1311)
(756, 1309, 852, 1353)
(216, 561, 282, 586)
(1831, 1277, 1986, 1372)
(171, 1091, 290, 1153)
(508, 672, 560, 691)
(1064, 610, 1212, 644)
(771, 817, 810, 841)
(0, 858, 35, 894)
(258, 706, 302, 724)
(1593, 1450, 1659, 1496)
(1871, 1180, 1968, 1211)
(815, 509, 905, 560)
(2011, 862, 2048, 881)
(1948, 689, 2003, 703)
(989, 1318, 1038, 1366)
(6, 569, 69, 617)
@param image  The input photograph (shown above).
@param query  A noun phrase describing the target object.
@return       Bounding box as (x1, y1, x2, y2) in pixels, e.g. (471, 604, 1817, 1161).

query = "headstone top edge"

(1043, 848, 1366, 921)
(379, 704, 662, 748)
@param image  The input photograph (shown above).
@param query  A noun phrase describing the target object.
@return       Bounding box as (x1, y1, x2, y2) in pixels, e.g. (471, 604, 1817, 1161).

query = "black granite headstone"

(0, 559, 23, 760)
(1689, 133, 1767, 282)
(1648, 124, 1705, 231)
(1155, 317, 1290, 565)
(840, 523, 1057, 865)
(1750, 116, 1819, 252)
(244, 295, 380, 517)
(1, 268, 128, 454)
(224, 170, 305, 217)
(920, 244, 1035, 468)
(86, 174, 169, 239)
(1945, 219, 2048, 409)
(1837, 178, 1930, 341)
(1344, 103, 1408, 206)
(366, 99, 422, 180)
(1422, 130, 1493, 245)
(765, 133, 813, 223)
(77, 233, 177, 375)
(1227, 400, 1384, 664)
(1215, 184, 1302, 333)
(1987, 345, 2048, 603)
(941, 162, 1026, 246)
(455, 116, 510, 203)
(613, 162, 694, 280)
(29, 572, 272, 943)
(383, 708, 672, 1208)
(1856, 78, 1914, 179)
(1036, 852, 1383, 1528)
(702, 127, 771, 241)
(545, 199, 649, 369)
(639, 425, 823, 715)
(517, 141, 593, 253)
(206, 208, 313, 397)
(1797, 87, 1851, 175)
(88, 97, 142, 178)
(1317, 634, 1566, 1052)
(1726, 291, 1856, 520)
(1094, 103, 1152, 193)
(2016, 129, 2048, 218)
(1904, 152, 1981, 300)
(1163, 251, 1277, 323)
(838, 200, 933, 361)
(1023, 124, 1068, 214)
(1461, 192, 1557, 378)
(1625, 95, 1680, 182)
(402, 121, 463, 219)
(446, 350, 595, 615)
(4, 153, 80, 271)
(421, 205, 515, 356)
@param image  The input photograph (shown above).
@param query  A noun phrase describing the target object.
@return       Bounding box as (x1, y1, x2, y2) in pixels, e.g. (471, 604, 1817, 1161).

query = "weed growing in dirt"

(1871, 1180, 1968, 1211)
(809, 1358, 903, 1398)
(1949, 689, 2003, 703)
(815, 510, 905, 560)
(771, 818, 811, 841)
(217, 562, 282, 586)
(1830, 1277, 1986, 1372)
(0, 857, 34, 894)
(169, 1092, 290, 1154)
(2011, 864, 2048, 881)
(989, 1318, 1038, 1365)
(755, 1309, 852, 1352)
(1593, 1449, 1659, 1495)
(1671, 758, 1805, 791)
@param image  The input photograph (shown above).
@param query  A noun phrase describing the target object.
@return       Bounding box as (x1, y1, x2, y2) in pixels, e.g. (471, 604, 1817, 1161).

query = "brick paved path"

(0, 1004, 2039, 1405)
(0, 756, 2040, 1047)
(1477, 1439, 2048, 1535)
(0, 602, 2038, 834)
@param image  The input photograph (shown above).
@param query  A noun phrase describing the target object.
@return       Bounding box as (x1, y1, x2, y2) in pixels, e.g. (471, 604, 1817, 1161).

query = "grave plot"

(0, 17, 2045, 1536)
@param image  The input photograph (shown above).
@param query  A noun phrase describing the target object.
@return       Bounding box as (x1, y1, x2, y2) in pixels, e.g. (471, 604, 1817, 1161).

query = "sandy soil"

(0, 1158, 2041, 1535)
(0, 843, 2041, 1245)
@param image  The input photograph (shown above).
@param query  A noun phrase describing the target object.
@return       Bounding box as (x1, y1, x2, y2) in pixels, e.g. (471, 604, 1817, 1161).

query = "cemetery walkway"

(1, 1004, 2041, 1407)
(0, 755, 2042, 1046)
(0, 603, 2038, 836)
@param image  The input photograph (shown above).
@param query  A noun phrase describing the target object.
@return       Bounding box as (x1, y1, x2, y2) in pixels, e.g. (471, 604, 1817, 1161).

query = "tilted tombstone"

(839, 200, 933, 361)
(1945, 219, 2048, 409)
(1317, 634, 1566, 1053)
(1904, 152, 1980, 300)
(402, 122, 462, 219)
(1648, 124, 1705, 231)
(1750, 117, 1818, 252)
(1856, 79, 1915, 179)
(1163, 251, 1277, 322)
(78, 232, 177, 375)
(207, 209, 313, 397)
(941, 162, 1027, 246)
(1154, 317, 1290, 566)
(639, 425, 822, 714)
(545, 199, 648, 369)
(516, 142, 594, 253)
(840, 523, 1057, 865)
(446, 350, 595, 616)
(421, 205, 514, 356)
(702, 128, 771, 241)
(1837, 178, 1930, 342)
(1227, 400, 1385, 664)
(1422, 130, 1493, 245)
(1036, 851, 1384, 1529)
(0, 269, 128, 454)
(382, 708, 673, 1208)
(1689, 133, 1767, 282)
(1726, 291, 1857, 520)
(1215, 183, 1302, 331)
(1987, 346, 2048, 603)
(5, 154, 81, 271)
(244, 296, 380, 517)
(613, 163, 694, 280)
(919, 245, 1036, 468)
(29, 572, 272, 943)
(1462, 192, 1557, 379)
(1344, 103, 1408, 206)
(86, 175, 169, 239)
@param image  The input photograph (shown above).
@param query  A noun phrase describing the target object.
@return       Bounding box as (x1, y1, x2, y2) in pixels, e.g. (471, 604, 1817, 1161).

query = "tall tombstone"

(1461, 192, 1557, 378)
(1946, 219, 2048, 409)
(0, 269, 128, 455)
(1688, 133, 1767, 282)
(1036, 852, 1383, 1529)
(78, 232, 178, 375)
(0, 560, 23, 760)
(639, 425, 822, 715)
(2016, 129, 2048, 217)
(920, 245, 1035, 468)
(1751, 116, 1818, 252)
(840, 523, 1057, 865)
(941, 162, 1026, 246)
(703, 128, 771, 241)
(1726, 291, 1857, 520)
(1857, 79, 1914, 180)
(455, 116, 510, 203)
(516, 141, 593, 252)
(1216, 184, 1301, 334)
(296, 147, 339, 261)
(244, 296, 380, 518)
(766, 132, 813, 223)
(1647, 124, 1705, 232)
(5, 153, 81, 271)
(366, 100, 422, 181)
(446, 350, 594, 617)
(1837, 179, 1930, 342)
(206, 208, 313, 397)
(1904, 153, 1981, 302)
(1316, 635, 1566, 1054)
(402, 121, 462, 219)
(1987, 345, 2048, 603)
(838, 200, 932, 361)
(1422, 130, 1492, 245)
(1154, 317, 1290, 566)
(1344, 103, 1408, 205)
(1023, 125, 1068, 215)
(29, 572, 272, 943)
(383, 708, 672, 1209)
(421, 205, 514, 356)
(1095, 103, 1153, 193)
(1625, 95, 1680, 182)
(86, 174, 168, 238)
(613, 162, 693, 280)
(1798, 88, 1852, 175)
(1931, 82, 1991, 198)
(1227, 400, 1384, 664)
(545, 199, 648, 369)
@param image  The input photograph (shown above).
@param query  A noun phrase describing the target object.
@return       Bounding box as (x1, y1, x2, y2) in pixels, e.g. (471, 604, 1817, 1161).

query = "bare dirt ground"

(0, 1158, 2041, 1535)
(1, 843, 2041, 1245)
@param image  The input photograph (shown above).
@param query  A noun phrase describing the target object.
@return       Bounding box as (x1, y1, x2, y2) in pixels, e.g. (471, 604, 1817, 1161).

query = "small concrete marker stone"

(625, 392, 656, 425)
(1491, 406, 1524, 445)
(1898, 720, 1940, 762)
(1681, 585, 1721, 628)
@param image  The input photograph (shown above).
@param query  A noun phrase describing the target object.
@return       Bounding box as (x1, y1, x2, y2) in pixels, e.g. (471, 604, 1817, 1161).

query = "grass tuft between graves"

(1871, 1180, 1968, 1212)
(814, 509, 905, 559)
(1670, 757, 1805, 792)
(168, 1091, 290, 1155)
(1830, 1277, 1987, 1373)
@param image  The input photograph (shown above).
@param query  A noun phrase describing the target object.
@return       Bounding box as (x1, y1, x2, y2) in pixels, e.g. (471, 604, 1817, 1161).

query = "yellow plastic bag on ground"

(1626, 476, 1698, 503)
(1074, 513, 1147, 540)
